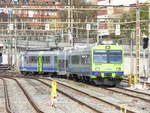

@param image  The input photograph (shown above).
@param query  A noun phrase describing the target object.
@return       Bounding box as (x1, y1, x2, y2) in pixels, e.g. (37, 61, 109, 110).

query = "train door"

(58, 51, 68, 75)
(37, 53, 43, 72)
(20, 54, 25, 68)
(64, 50, 68, 72)
(0, 53, 2, 64)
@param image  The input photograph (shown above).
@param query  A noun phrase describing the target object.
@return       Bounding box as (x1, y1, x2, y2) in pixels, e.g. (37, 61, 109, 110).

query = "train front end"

(91, 45, 124, 86)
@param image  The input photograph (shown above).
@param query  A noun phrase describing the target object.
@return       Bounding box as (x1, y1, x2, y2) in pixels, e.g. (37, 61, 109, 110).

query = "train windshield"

(93, 50, 107, 63)
(93, 50, 122, 64)
(109, 50, 122, 63)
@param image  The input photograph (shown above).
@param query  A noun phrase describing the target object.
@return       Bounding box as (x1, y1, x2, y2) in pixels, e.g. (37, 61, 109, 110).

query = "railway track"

(104, 86, 150, 103)
(10, 75, 150, 113)
(45, 77, 150, 102)
(0, 76, 44, 113)
(33, 78, 104, 113)
(23, 78, 97, 113)
(11, 78, 44, 113)
(42, 77, 150, 112)
(1, 74, 150, 113)
(0, 78, 13, 113)
(2, 76, 98, 113)
(31, 77, 135, 113)
(0, 65, 11, 70)
(123, 79, 150, 88)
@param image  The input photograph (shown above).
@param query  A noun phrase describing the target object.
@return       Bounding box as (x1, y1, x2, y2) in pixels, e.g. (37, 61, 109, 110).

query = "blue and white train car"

(19, 51, 58, 76)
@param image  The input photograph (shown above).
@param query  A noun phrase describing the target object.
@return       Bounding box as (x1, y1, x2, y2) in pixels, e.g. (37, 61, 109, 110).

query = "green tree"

(120, 6, 149, 38)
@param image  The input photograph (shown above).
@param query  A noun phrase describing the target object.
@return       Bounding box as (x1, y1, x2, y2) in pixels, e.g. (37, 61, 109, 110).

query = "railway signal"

(142, 35, 148, 78)
(143, 37, 149, 49)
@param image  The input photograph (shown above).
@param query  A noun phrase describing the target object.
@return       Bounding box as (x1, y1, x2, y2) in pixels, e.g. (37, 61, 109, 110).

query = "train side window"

(33, 56, 37, 63)
(66, 60, 68, 68)
(87, 55, 90, 64)
(43, 56, 51, 64)
(58, 60, 65, 68)
(26, 56, 29, 64)
(24, 56, 27, 63)
(54, 56, 57, 63)
(81, 55, 90, 64)
(81, 55, 86, 64)
(28, 56, 37, 63)
(28, 56, 32, 63)
(68, 56, 71, 64)
(72, 55, 79, 64)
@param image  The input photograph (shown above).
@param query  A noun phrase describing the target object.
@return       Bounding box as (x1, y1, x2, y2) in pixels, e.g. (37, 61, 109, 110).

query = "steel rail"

(122, 79, 150, 96)
(117, 86, 150, 96)
(5, 77, 44, 113)
(0, 65, 11, 70)
(0, 78, 14, 113)
(123, 78, 150, 86)
(103, 87, 150, 103)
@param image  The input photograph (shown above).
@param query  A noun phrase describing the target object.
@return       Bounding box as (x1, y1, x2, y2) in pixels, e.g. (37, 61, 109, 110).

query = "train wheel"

(69, 74, 73, 80)
(28, 72, 34, 76)
(51, 72, 57, 78)
(21, 71, 28, 76)
(66, 73, 70, 79)
(89, 78, 95, 85)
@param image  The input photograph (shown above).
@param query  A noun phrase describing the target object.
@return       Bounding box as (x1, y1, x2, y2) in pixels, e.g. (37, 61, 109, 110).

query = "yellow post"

(51, 80, 57, 107)
(51, 80, 57, 97)
(128, 74, 132, 86)
(138, 75, 140, 84)
(120, 104, 127, 113)
(133, 74, 137, 85)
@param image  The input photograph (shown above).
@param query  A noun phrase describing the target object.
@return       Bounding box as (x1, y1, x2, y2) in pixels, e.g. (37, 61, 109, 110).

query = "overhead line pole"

(68, 0, 71, 43)
(135, 0, 141, 84)
(148, 6, 150, 79)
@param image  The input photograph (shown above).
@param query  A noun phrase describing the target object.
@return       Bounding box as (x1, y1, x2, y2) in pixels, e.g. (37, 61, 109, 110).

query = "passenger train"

(19, 44, 124, 86)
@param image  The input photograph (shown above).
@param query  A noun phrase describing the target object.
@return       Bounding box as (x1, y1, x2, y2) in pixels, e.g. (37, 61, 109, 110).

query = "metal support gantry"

(135, 0, 141, 84)
(148, 6, 150, 78)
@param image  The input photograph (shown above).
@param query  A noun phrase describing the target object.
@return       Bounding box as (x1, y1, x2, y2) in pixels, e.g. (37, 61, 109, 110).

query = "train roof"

(22, 51, 59, 56)
(92, 44, 123, 50)
(66, 44, 123, 52)
(20, 44, 123, 56)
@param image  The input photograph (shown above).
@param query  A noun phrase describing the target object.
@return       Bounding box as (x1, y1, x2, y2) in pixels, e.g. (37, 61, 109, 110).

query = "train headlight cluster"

(116, 67, 121, 71)
(112, 73, 116, 78)
(95, 67, 100, 71)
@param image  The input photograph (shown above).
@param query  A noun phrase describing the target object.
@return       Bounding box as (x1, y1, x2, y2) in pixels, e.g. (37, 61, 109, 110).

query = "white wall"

(124, 55, 148, 76)
(2, 54, 8, 64)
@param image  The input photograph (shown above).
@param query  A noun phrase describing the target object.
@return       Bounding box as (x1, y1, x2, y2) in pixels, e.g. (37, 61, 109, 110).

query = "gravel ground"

(54, 78, 150, 113)
(6, 79, 37, 113)
(0, 79, 6, 113)
(17, 78, 96, 113)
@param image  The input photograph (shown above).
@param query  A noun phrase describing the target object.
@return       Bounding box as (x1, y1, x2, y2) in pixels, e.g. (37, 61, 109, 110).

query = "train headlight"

(95, 68, 100, 71)
(116, 67, 121, 71)
(101, 73, 104, 78)
(112, 73, 116, 78)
